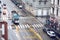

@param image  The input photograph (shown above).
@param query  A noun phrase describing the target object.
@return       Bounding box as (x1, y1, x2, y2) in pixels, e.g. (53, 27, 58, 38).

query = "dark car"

(0, 7, 2, 13)
(43, 27, 56, 38)
(3, 4, 6, 6)
(11, 10, 16, 13)
(2, 4, 7, 9)
(12, 19, 19, 25)
(0, 1, 1, 4)
(11, 0, 23, 9)
(11, 10, 19, 25)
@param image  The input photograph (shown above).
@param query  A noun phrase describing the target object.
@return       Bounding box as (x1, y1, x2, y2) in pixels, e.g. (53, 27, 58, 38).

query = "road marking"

(14, 25, 20, 32)
(19, 24, 30, 29)
(16, 33, 21, 40)
(32, 24, 43, 28)
(19, 24, 43, 29)
(8, 26, 12, 29)
(23, 36, 37, 39)
(13, 29, 21, 40)
(29, 28, 43, 40)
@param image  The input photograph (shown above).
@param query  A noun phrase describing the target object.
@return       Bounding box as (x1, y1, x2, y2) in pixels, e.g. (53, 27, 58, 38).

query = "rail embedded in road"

(29, 27, 43, 40)
(13, 24, 43, 40)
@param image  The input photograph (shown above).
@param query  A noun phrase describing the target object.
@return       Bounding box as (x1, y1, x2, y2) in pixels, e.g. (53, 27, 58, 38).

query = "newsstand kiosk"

(0, 21, 8, 40)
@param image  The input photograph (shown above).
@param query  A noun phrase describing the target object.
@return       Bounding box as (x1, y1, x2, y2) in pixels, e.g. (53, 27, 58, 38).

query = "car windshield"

(13, 13, 19, 19)
(47, 29, 52, 31)
(52, 33, 55, 35)
(14, 19, 19, 20)
(48, 31, 55, 34)
(13, 13, 18, 16)
(3, 4, 6, 6)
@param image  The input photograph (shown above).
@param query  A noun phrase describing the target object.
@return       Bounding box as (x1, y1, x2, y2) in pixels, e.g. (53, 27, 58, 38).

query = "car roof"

(11, 10, 16, 13)
(48, 31, 54, 33)
(3, 4, 6, 6)
(50, 31, 54, 33)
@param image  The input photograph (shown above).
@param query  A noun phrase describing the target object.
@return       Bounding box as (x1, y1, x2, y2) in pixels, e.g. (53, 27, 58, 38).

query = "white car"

(47, 31, 56, 37)
(43, 27, 56, 38)
(19, 5, 23, 9)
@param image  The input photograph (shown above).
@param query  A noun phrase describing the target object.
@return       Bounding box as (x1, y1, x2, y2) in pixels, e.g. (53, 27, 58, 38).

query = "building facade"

(51, 0, 60, 17)
(22, 0, 51, 16)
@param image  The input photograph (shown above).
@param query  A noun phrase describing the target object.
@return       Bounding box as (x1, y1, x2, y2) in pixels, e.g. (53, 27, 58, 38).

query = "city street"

(1, 0, 42, 40)
(0, 0, 60, 40)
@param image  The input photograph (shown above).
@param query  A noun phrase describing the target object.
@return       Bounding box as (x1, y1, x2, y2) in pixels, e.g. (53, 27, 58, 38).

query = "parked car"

(3, 10, 6, 15)
(0, 7, 2, 13)
(3, 4, 6, 9)
(11, 10, 19, 25)
(18, 5, 23, 9)
(3, 4, 6, 6)
(0, 1, 1, 4)
(43, 27, 56, 38)
(11, 10, 16, 13)
(11, 0, 23, 9)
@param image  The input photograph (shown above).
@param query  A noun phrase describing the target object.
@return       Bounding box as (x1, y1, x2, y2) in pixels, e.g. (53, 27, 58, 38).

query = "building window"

(33, 0, 35, 2)
(44, 0, 48, 4)
(39, 0, 42, 4)
(52, 7, 54, 14)
(51, 0, 55, 4)
(37, 9, 42, 16)
(57, 8, 58, 16)
(43, 9, 47, 16)
(39, 0, 48, 5)
(58, 0, 59, 5)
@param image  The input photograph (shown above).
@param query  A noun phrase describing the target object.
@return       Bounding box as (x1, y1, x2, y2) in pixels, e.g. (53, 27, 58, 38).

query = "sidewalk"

(24, 3, 37, 16)
(22, 8, 35, 17)
(48, 16, 60, 39)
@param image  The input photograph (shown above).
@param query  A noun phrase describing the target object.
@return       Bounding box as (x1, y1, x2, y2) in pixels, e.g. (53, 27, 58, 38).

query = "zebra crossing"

(18, 24, 43, 29)
(32, 24, 43, 28)
(37, 17, 46, 23)
(18, 24, 30, 29)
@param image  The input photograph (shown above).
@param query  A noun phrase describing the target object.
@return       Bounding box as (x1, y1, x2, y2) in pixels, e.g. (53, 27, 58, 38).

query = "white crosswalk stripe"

(18, 24, 43, 29)
(37, 17, 46, 23)
(8, 26, 12, 29)
(32, 24, 43, 28)
(19, 24, 30, 29)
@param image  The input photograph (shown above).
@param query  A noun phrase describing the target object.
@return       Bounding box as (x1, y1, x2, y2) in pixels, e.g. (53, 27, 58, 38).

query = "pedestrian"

(54, 20, 58, 30)
(50, 19, 54, 28)
(50, 17, 56, 28)
(58, 24, 60, 31)
(46, 19, 50, 25)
